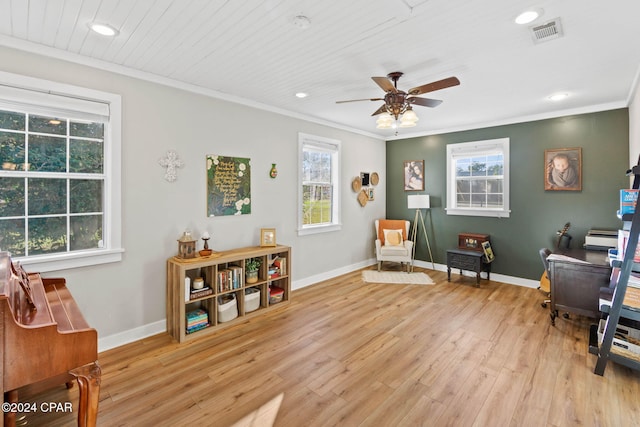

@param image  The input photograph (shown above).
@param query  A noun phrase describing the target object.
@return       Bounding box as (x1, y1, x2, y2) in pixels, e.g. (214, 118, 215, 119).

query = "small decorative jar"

(193, 277, 204, 290)
(269, 163, 278, 179)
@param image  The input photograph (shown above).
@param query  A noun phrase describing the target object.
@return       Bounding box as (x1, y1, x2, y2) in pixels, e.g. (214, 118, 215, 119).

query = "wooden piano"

(0, 252, 100, 427)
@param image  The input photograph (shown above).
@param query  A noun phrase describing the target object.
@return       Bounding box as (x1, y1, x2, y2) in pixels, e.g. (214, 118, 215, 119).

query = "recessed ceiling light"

(515, 8, 543, 25)
(89, 23, 119, 37)
(295, 92, 308, 98)
(548, 93, 569, 101)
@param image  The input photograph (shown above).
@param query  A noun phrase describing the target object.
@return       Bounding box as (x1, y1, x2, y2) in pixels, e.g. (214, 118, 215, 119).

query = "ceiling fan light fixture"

(376, 113, 393, 129)
(399, 108, 419, 127)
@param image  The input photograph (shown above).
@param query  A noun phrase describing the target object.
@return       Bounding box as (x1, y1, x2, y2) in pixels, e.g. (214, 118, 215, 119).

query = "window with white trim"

(446, 138, 510, 218)
(0, 72, 122, 272)
(297, 133, 341, 235)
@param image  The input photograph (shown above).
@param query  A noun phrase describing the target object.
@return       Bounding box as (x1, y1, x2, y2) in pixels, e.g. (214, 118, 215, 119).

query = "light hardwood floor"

(18, 266, 640, 426)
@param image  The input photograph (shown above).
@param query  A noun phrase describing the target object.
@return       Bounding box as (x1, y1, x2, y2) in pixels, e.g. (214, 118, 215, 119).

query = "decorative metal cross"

(159, 150, 183, 182)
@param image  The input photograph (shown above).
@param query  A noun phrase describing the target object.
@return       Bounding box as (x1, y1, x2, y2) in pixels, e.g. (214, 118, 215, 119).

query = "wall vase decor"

(269, 163, 278, 178)
(207, 155, 251, 216)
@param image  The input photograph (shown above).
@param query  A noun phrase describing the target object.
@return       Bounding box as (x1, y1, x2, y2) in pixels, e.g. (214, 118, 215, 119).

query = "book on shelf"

(187, 320, 208, 330)
(186, 323, 210, 334)
(628, 273, 640, 289)
(217, 266, 243, 292)
(186, 314, 208, 324)
(186, 308, 208, 319)
(229, 265, 243, 288)
(274, 257, 286, 275)
(623, 286, 640, 309)
(618, 229, 640, 263)
(620, 189, 639, 215)
(268, 255, 286, 278)
(190, 286, 213, 300)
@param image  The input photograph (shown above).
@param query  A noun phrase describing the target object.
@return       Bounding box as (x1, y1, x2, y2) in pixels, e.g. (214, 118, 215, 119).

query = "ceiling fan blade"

(408, 97, 443, 108)
(372, 77, 397, 93)
(371, 105, 388, 116)
(336, 98, 384, 104)
(408, 76, 460, 96)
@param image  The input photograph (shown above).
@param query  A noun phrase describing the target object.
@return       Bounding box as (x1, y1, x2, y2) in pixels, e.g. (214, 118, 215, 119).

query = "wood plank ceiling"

(0, 0, 639, 137)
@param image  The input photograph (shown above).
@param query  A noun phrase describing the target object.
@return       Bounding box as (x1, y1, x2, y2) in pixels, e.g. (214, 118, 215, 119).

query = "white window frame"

(297, 132, 341, 235)
(0, 71, 123, 272)
(446, 137, 510, 218)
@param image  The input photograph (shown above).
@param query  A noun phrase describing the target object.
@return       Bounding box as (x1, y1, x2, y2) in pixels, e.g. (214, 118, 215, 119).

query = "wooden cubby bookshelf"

(166, 244, 291, 343)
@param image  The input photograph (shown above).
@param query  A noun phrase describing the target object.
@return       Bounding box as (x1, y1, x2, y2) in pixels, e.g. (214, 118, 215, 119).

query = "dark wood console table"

(446, 249, 491, 286)
(547, 249, 611, 325)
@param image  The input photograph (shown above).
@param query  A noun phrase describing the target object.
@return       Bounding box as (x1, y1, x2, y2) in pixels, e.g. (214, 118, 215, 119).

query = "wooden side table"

(446, 249, 491, 286)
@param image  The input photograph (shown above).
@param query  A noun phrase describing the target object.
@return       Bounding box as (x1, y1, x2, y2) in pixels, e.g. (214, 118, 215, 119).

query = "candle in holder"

(199, 231, 212, 256)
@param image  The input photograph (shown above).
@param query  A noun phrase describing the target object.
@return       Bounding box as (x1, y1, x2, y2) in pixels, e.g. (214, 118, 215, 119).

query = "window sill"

(16, 248, 125, 273)
(446, 208, 510, 218)
(297, 223, 342, 236)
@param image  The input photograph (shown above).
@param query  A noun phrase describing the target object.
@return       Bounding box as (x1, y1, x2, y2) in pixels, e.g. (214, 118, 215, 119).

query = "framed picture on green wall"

(404, 160, 424, 191)
(544, 147, 582, 191)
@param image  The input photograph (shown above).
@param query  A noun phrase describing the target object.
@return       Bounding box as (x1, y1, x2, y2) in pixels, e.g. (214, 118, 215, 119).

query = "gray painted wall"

(0, 46, 386, 349)
(386, 109, 630, 280)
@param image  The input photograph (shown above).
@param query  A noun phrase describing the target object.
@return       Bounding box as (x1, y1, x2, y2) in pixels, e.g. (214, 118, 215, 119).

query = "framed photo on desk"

(482, 241, 495, 262)
(260, 228, 276, 247)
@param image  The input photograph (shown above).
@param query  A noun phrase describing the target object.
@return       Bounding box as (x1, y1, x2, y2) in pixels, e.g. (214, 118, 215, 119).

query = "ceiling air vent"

(531, 18, 563, 44)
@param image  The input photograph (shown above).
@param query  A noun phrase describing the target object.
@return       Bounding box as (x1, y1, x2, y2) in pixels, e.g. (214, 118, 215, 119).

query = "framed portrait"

(368, 188, 375, 201)
(544, 148, 582, 191)
(404, 160, 424, 191)
(260, 228, 276, 247)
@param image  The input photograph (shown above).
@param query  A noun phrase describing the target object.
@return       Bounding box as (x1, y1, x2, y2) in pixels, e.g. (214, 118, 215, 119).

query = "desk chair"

(539, 248, 552, 308)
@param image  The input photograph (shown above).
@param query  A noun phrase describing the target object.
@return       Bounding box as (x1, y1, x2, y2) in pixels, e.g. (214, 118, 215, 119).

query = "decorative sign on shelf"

(206, 155, 251, 216)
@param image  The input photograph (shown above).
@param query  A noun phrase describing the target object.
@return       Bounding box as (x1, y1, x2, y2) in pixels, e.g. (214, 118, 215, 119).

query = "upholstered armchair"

(375, 219, 414, 272)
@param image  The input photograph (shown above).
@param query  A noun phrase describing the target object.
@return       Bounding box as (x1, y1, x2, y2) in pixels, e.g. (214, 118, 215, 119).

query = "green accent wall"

(386, 109, 630, 280)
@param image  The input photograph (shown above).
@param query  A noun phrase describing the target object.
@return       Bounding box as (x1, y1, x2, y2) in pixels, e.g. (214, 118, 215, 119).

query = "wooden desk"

(446, 249, 491, 286)
(547, 249, 611, 325)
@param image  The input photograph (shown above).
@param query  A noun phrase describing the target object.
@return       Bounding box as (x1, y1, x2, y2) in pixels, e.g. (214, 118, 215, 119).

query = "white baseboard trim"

(413, 259, 539, 289)
(98, 319, 166, 353)
(98, 258, 538, 353)
(291, 258, 375, 290)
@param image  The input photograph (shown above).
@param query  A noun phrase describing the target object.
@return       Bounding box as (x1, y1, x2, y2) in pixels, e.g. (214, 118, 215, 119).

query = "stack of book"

(584, 229, 618, 251)
(268, 256, 286, 279)
(186, 308, 209, 334)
